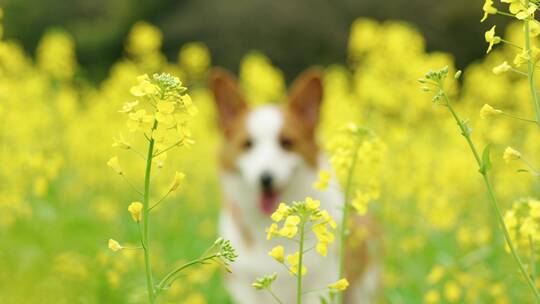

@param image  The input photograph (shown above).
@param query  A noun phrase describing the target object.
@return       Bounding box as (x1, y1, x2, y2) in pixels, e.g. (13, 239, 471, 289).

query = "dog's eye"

(242, 138, 253, 150)
(280, 137, 294, 150)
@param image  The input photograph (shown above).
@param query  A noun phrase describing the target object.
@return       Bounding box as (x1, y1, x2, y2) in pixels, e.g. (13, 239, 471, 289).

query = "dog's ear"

(287, 68, 323, 132)
(209, 68, 247, 134)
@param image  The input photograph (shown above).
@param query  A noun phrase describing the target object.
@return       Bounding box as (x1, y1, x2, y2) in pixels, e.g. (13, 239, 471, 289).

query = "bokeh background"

(2, 0, 540, 303)
(2, 0, 500, 81)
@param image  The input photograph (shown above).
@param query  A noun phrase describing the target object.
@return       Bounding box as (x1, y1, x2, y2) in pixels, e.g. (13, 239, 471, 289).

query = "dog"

(210, 67, 380, 304)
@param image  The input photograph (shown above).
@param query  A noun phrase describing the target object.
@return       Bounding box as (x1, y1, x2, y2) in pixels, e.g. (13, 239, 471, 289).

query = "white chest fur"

(219, 156, 344, 304)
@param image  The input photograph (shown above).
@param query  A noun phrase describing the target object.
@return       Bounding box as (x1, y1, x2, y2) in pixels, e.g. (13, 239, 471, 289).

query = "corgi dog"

(210, 67, 380, 304)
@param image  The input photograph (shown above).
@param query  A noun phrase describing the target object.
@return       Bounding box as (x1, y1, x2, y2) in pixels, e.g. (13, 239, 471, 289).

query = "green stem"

(142, 120, 158, 304)
(337, 141, 361, 304)
(267, 288, 285, 304)
(510, 68, 528, 76)
(156, 255, 217, 293)
(443, 92, 540, 302)
(153, 140, 182, 158)
(501, 112, 538, 124)
(297, 218, 306, 304)
(121, 174, 144, 197)
(149, 190, 172, 211)
(497, 11, 515, 18)
(524, 14, 540, 130)
(501, 39, 523, 50)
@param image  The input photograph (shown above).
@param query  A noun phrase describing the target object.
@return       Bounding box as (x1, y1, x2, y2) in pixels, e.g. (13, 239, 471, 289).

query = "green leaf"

(319, 296, 329, 304)
(479, 144, 492, 174)
(517, 169, 530, 173)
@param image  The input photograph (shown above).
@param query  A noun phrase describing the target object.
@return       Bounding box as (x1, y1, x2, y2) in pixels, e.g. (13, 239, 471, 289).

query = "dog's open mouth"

(260, 190, 279, 215)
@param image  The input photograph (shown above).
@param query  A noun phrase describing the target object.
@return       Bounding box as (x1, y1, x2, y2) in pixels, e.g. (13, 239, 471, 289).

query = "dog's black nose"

(260, 172, 273, 189)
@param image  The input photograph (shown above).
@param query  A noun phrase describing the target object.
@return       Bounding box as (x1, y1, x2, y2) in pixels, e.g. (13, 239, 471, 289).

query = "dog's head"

(210, 67, 323, 215)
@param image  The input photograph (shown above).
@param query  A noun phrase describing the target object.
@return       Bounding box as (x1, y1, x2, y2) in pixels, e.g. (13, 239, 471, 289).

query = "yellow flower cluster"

(3, 7, 540, 301)
(239, 52, 285, 105)
(257, 198, 347, 301)
(36, 30, 77, 80)
(112, 73, 198, 171)
(504, 198, 540, 255)
(313, 170, 331, 190)
(481, 0, 540, 64)
(325, 123, 383, 216)
(267, 198, 336, 258)
(179, 42, 211, 78)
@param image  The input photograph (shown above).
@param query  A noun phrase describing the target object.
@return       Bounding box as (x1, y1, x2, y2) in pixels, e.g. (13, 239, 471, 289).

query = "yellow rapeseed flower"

(305, 197, 320, 211)
(130, 74, 158, 97)
(485, 26, 501, 53)
(514, 47, 540, 68)
(266, 223, 278, 240)
(531, 20, 540, 37)
(279, 215, 301, 238)
(312, 223, 335, 257)
(128, 201, 143, 222)
(168, 171, 185, 192)
(107, 156, 123, 175)
(155, 101, 176, 125)
(127, 109, 154, 132)
(270, 203, 290, 222)
(502, 0, 525, 14)
(179, 42, 211, 76)
(351, 191, 370, 215)
(268, 245, 285, 263)
(516, 3, 537, 20)
(118, 100, 139, 113)
(504, 210, 518, 229)
(529, 199, 540, 218)
(313, 170, 331, 190)
(286, 252, 307, 276)
(315, 210, 337, 229)
(481, 0, 498, 22)
(480, 104, 502, 119)
(108, 239, 123, 252)
(112, 135, 131, 150)
(520, 217, 537, 236)
(514, 49, 529, 67)
(492, 61, 512, 75)
(328, 278, 349, 291)
(503, 147, 521, 163)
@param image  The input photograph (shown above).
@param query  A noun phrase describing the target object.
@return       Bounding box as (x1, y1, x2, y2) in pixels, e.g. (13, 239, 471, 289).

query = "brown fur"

(219, 112, 249, 172)
(209, 68, 250, 172)
(210, 67, 324, 171)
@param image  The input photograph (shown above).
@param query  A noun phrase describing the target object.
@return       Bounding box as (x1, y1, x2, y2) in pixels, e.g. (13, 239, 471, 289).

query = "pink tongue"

(261, 191, 278, 215)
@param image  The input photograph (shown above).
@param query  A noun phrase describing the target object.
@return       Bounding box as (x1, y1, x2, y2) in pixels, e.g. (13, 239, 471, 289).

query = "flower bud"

(168, 171, 185, 192)
(503, 147, 522, 163)
(108, 239, 123, 252)
(107, 156, 123, 175)
(128, 201, 143, 222)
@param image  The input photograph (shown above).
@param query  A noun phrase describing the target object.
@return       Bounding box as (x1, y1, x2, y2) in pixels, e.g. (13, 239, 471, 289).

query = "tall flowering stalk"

(107, 73, 236, 303)
(479, 0, 540, 299)
(481, 0, 540, 128)
(419, 67, 540, 301)
(324, 123, 383, 304)
(253, 197, 348, 304)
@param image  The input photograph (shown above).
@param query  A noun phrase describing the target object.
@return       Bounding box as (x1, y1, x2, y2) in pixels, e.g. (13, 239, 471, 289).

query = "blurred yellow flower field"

(2, 2, 540, 302)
